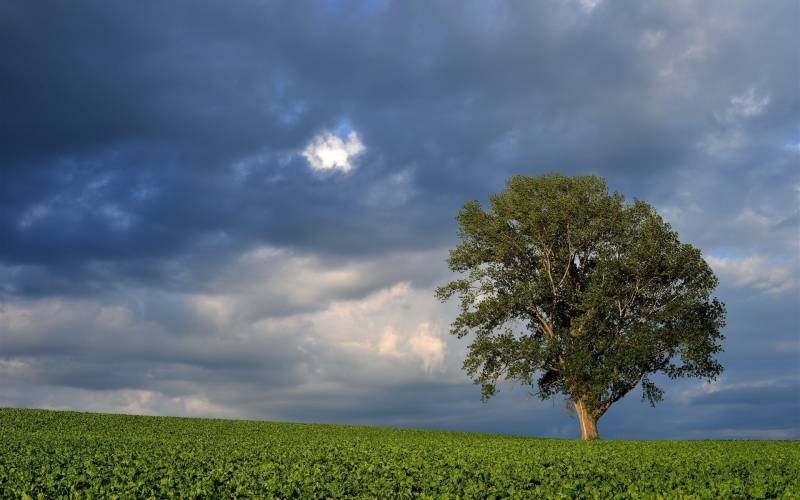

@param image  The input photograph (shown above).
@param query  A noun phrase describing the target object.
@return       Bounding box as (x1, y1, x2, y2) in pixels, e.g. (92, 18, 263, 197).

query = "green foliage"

(2, 408, 798, 498)
(436, 174, 726, 425)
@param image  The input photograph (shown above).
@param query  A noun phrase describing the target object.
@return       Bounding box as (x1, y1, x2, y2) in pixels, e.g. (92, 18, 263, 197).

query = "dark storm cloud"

(675, 377, 800, 439)
(1, 1, 798, 438)
(3, 0, 796, 289)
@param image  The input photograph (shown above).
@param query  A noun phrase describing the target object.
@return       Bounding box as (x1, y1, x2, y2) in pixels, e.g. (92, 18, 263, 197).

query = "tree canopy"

(436, 174, 725, 439)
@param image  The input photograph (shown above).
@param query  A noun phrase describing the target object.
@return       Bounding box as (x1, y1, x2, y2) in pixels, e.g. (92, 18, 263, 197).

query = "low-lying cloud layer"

(0, 1, 797, 438)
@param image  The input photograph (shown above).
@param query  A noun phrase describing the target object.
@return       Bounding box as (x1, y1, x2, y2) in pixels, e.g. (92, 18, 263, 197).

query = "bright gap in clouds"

(301, 129, 365, 173)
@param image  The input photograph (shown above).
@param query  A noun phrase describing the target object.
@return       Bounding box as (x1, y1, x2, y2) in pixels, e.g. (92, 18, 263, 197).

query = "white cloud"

(231, 150, 293, 184)
(192, 295, 233, 330)
(55, 388, 236, 419)
(699, 87, 770, 157)
(301, 130, 365, 173)
(228, 246, 392, 317)
(679, 376, 724, 404)
(94, 305, 133, 330)
(727, 88, 770, 120)
(310, 281, 449, 374)
(578, 0, 602, 13)
(697, 128, 748, 157)
(100, 204, 134, 230)
(734, 208, 773, 230)
(377, 327, 403, 357)
(18, 203, 50, 229)
(658, 37, 707, 80)
(705, 254, 797, 294)
(681, 375, 800, 403)
(377, 322, 446, 373)
(0, 246, 459, 420)
(408, 323, 446, 373)
(784, 141, 800, 154)
(639, 30, 665, 50)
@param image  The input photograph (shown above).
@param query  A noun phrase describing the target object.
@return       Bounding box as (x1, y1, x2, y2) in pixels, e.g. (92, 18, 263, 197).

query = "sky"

(1, 0, 798, 439)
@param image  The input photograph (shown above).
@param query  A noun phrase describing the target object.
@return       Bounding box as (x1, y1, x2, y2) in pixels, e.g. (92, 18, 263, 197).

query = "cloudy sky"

(1, 1, 798, 439)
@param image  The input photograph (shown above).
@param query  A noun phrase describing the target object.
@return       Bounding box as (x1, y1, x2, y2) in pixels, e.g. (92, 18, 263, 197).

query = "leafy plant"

(2, 408, 798, 498)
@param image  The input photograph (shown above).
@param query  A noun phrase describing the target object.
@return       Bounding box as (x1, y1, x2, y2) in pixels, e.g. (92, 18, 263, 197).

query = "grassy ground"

(1, 407, 798, 498)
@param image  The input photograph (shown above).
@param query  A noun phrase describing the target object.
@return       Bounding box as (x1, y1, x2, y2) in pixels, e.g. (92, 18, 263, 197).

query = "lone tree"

(436, 174, 725, 440)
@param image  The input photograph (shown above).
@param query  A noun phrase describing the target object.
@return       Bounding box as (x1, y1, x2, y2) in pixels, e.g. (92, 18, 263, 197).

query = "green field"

(1, 408, 798, 498)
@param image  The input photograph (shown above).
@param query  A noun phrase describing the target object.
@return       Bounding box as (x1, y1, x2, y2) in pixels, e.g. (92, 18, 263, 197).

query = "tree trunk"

(574, 398, 599, 440)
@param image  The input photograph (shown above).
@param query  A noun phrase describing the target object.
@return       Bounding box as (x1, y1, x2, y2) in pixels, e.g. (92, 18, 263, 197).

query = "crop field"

(1, 408, 798, 498)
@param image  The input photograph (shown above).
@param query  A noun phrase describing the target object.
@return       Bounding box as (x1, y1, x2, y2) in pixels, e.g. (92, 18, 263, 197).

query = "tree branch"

(539, 241, 558, 299)
(637, 288, 683, 324)
(595, 371, 646, 417)
(530, 307, 554, 338)
(618, 278, 640, 318)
